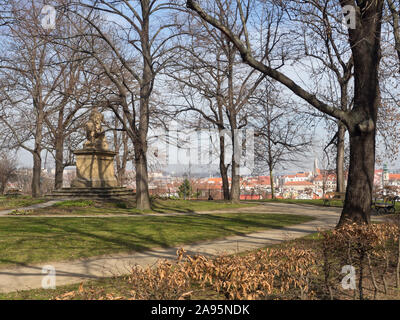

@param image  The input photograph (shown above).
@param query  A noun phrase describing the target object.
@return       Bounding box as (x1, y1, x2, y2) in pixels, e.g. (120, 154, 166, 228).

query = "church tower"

(313, 157, 319, 176)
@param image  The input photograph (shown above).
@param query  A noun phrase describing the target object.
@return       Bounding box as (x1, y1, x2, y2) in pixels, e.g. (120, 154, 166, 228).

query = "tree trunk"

(0, 183, 5, 195)
(219, 133, 230, 200)
(339, 130, 375, 225)
(336, 122, 346, 193)
(230, 130, 240, 203)
(220, 164, 230, 200)
(135, 145, 151, 210)
(337, 0, 383, 225)
(267, 133, 275, 199)
(119, 129, 128, 186)
(269, 168, 275, 199)
(31, 150, 41, 197)
(54, 133, 64, 190)
(31, 105, 44, 198)
(230, 158, 240, 203)
(186, 0, 383, 224)
(227, 43, 241, 203)
(134, 0, 152, 210)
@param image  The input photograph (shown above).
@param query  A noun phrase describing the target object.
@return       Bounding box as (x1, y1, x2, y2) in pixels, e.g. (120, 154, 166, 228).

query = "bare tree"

(0, 152, 17, 194)
(187, 0, 386, 225)
(285, 0, 353, 194)
(387, 0, 400, 66)
(43, 22, 97, 189)
(169, 3, 264, 201)
(109, 113, 132, 186)
(0, 1, 65, 197)
(65, 0, 180, 209)
(251, 80, 313, 199)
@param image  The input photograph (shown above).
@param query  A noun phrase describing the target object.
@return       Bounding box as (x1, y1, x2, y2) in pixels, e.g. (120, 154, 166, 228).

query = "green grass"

(0, 196, 46, 210)
(258, 198, 344, 207)
(0, 223, 318, 301)
(0, 274, 225, 300)
(0, 213, 313, 268)
(258, 198, 400, 212)
(27, 199, 258, 216)
(150, 199, 256, 213)
(0, 277, 132, 300)
(52, 200, 94, 208)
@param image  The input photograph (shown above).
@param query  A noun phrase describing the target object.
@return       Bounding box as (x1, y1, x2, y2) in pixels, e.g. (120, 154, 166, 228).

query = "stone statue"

(84, 107, 109, 150)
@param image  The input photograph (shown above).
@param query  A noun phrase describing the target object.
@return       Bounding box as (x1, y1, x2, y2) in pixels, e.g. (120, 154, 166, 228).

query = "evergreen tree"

(178, 179, 192, 200)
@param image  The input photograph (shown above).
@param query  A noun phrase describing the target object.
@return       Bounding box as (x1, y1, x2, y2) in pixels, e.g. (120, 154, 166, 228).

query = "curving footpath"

(0, 200, 65, 216)
(0, 202, 382, 293)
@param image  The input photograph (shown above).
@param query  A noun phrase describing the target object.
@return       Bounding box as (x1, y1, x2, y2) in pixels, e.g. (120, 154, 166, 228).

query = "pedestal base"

(48, 187, 135, 200)
(71, 149, 118, 188)
(47, 148, 134, 200)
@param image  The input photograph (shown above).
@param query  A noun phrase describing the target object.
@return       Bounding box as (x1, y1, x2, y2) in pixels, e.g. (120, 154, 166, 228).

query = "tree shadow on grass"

(0, 214, 311, 267)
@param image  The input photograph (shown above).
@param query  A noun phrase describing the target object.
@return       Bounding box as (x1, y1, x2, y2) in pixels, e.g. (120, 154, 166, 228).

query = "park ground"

(0, 196, 394, 300)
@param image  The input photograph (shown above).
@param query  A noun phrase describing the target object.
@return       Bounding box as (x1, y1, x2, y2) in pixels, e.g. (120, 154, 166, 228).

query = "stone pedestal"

(71, 149, 118, 188)
(47, 108, 135, 200)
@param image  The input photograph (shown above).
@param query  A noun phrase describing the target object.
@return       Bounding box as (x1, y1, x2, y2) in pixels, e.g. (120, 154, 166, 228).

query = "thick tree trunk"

(31, 150, 41, 197)
(54, 134, 64, 190)
(134, 0, 152, 210)
(230, 159, 240, 203)
(230, 130, 240, 203)
(267, 135, 275, 199)
(220, 164, 230, 200)
(31, 106, 44, 198)
(227, 44, 241, 203)
(269, 168, 275, 199)
(135, 148, 151, 210)
(337, 0, 383, 225)
(339, 130, 375, 225)
(186, 0, 383, 224)
(0, 183, 5, 195)
(219, 133, 230, 200)
(336, 122, 346, 193)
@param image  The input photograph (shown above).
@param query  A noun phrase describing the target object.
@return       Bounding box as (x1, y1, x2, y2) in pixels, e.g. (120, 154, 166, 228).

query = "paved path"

(0, 203, 380, 293)
(0, 200, 67, 216)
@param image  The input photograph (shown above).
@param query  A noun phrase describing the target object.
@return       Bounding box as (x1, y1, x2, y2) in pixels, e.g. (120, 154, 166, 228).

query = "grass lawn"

(0, 230, 319, 301)
(258, 198, 344, 207)
(0, 231, 328, 301)
(0, 273, 224, 300)
(19, 198, 258, 216)
(0, 219, 316, 301)
(0, 196, 46, 211)
(257, 198, 400, 213)
(0, 213, 313, 268)
(4, 224, 399, 301)
(0, 276, 142, 300)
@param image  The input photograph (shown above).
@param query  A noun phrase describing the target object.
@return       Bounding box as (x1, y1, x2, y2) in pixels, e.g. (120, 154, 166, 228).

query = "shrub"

(55, 222, 400, 300)
(320, 222, 400, 300)
(57, 248, 319, 300)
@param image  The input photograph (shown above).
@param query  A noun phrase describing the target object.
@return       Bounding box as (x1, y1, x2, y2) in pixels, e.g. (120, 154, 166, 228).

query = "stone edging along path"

(0, 202, 382, 293)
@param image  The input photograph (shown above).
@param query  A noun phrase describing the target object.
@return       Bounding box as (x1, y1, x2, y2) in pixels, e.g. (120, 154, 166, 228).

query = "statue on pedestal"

(69, 107, 118, 188)
(48, 106, 134, 197)
(84, 107, 109, 150)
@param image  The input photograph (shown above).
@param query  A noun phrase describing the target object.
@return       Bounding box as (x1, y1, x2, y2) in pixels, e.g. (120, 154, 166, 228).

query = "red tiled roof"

(313, 174, 336, 181)
(295, 173, 308, 177)
(284, 181, 313, 186)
